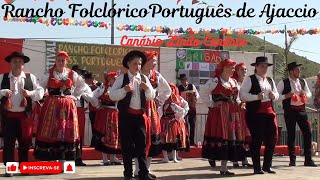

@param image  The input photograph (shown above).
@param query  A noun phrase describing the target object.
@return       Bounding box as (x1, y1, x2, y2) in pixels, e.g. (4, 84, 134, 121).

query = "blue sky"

(1, 0, 320, 62)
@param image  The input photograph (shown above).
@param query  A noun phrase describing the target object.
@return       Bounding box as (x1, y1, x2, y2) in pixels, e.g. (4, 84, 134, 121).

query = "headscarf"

(50, 51, 70, 72)
(168, 83, 181, 105)
(215, 59, 237, 77)
(232, 62, 246, 80)
(105, 72, 118, 85)
(144, 51, 158, 62)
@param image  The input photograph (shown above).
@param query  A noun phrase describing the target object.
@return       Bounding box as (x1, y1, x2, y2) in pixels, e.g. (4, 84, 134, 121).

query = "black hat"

(83, 71, 94, 79)
(72, 65, 80, 71)
(5, 52, 30, 63)
(251, 56, 273, 66)
(287, 62, 302, 71)
(178, 74, 187, 80)
(122, 50, 147, 69)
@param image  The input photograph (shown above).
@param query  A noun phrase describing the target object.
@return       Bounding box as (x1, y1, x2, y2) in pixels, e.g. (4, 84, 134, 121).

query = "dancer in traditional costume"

(200, 59, 245, 175)
(160, 83, 189, 163)
(277, 62, 317, 167)
(178, 74, 200, 147)
(240, 56, 279, 174)
(109, 50, 156, 180)
(34, 51, 88, 164)
(83, 71, 102, 147)
(0, 52, 44, 177)
(75, 73, 100, 166)
(93, 72, 122, 166)
(134, 51, 171, 178)
(232, 63, 253, 168)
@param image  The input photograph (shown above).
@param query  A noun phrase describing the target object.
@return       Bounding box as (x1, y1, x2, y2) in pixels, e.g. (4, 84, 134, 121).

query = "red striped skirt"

(36, 96, 79, 143)
(94, 107, 120, 150)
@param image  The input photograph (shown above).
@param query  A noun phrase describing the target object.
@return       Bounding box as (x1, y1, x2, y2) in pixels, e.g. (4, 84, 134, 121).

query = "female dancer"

(200, 59, 245, 175)
(160, 83, 189, 163)
(93, 72, 122, 165)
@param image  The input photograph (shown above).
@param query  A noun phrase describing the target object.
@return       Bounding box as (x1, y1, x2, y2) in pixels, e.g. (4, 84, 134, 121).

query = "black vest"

(282, 78, 306, 111)
(0, 73, 33, 114)
(178, 83, 193, 95)
(117, 73, 147, 114)
(246, 75, 274, 113)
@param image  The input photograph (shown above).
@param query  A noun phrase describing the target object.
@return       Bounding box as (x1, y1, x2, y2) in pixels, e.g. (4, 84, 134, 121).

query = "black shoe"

(75, 160, 87, 166)
(4, 173, 13, 177)
(124, 176, 135, 180)
(110, 161, 122, 165)
(254, 170, 264, 174)
(209, 160, 216, 167)
(103, 162, 111, 166)
(149, 173, 157, 178)
(139, 174, 156, 180)
(262, 168, 276, 174)
(233, 162, 240, 167)
(289, 161, 296, 166)
(304, 160, 318, 167)
(242, 162, 254, 167)
(220, 170, 235, 175)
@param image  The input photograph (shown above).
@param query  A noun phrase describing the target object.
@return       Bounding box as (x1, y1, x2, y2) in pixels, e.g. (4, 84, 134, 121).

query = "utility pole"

(216, 32, 224, 50)
(284, 25, 288, 67)
(111, 0, 115, 44)
(263, 36, 266, 56)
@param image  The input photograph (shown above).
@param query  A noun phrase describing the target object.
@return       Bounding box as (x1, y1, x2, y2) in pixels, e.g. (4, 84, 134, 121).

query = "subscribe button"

(19, 162, 63, 174)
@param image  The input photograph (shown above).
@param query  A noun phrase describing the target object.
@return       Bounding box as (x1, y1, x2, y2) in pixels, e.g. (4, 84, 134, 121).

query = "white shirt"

(179, 83, 200, 99)
(200, 77, 240, 108)
(93, 85, 117, 110)
(0, 71, 44, 112)
(162, 97, 189, 120)
(277, 77, 311, 106)
(109, 71, 156, 110)
(77, 84, 99, 108)
(40, 68, 87, 99)
(240, 74, 279, 102)
(146, 70, 172, 106)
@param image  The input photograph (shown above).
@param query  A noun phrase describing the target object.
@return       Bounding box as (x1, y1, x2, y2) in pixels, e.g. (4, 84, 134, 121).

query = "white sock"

(220, 160, 228, 172)
(134, 158, 139, 176)
(102, 153, 108, 163)
(172, 150, 179, 163)
(147, 157, 152, 172)
(243, 157, 250, 164)
(161, 151, 169, 162)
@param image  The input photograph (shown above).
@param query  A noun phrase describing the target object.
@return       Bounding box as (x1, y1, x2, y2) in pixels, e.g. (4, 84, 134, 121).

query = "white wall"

(23, 40, 46, 78)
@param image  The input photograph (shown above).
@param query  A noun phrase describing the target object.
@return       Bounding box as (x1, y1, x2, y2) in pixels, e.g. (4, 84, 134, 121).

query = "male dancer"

(240, 56, 279, 174)
(0, 52, 44, 177)
(277, 62, 317, 167)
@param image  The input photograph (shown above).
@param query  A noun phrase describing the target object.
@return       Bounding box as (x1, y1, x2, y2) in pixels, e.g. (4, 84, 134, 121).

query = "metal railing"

(194, 111, 320, 154)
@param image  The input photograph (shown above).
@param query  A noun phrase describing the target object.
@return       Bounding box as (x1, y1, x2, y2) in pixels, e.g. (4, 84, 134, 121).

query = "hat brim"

(178, 77, 187, 80)
(122, 50, 147, 69)
(251, 62, 273, 66)
(287, 64, 302, 71)
(5, 54, 30, 63)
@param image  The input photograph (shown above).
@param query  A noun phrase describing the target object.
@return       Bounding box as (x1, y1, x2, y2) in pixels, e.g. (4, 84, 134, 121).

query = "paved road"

(0, 156, 319, 180)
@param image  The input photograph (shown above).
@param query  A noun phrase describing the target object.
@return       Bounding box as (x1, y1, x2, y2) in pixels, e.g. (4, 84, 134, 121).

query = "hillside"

(162, 33, 320, 80)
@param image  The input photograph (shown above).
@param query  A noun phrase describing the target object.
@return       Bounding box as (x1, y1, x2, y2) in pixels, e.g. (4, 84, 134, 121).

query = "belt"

(291, 105, 305, 111)
(6, 111, 26, 119)
(128, 108, 144, 115)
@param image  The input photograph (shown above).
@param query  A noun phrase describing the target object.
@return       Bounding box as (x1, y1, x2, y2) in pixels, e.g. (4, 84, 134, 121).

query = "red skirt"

(36, 96, 80, 143)
(94, 107, 121, 153)
(204, 102, 241, 140)
(160, 116, 179, 144)
(77, 107, 85, 144)
(32, 102, 42, 136)
(202, 102, 245, 161)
